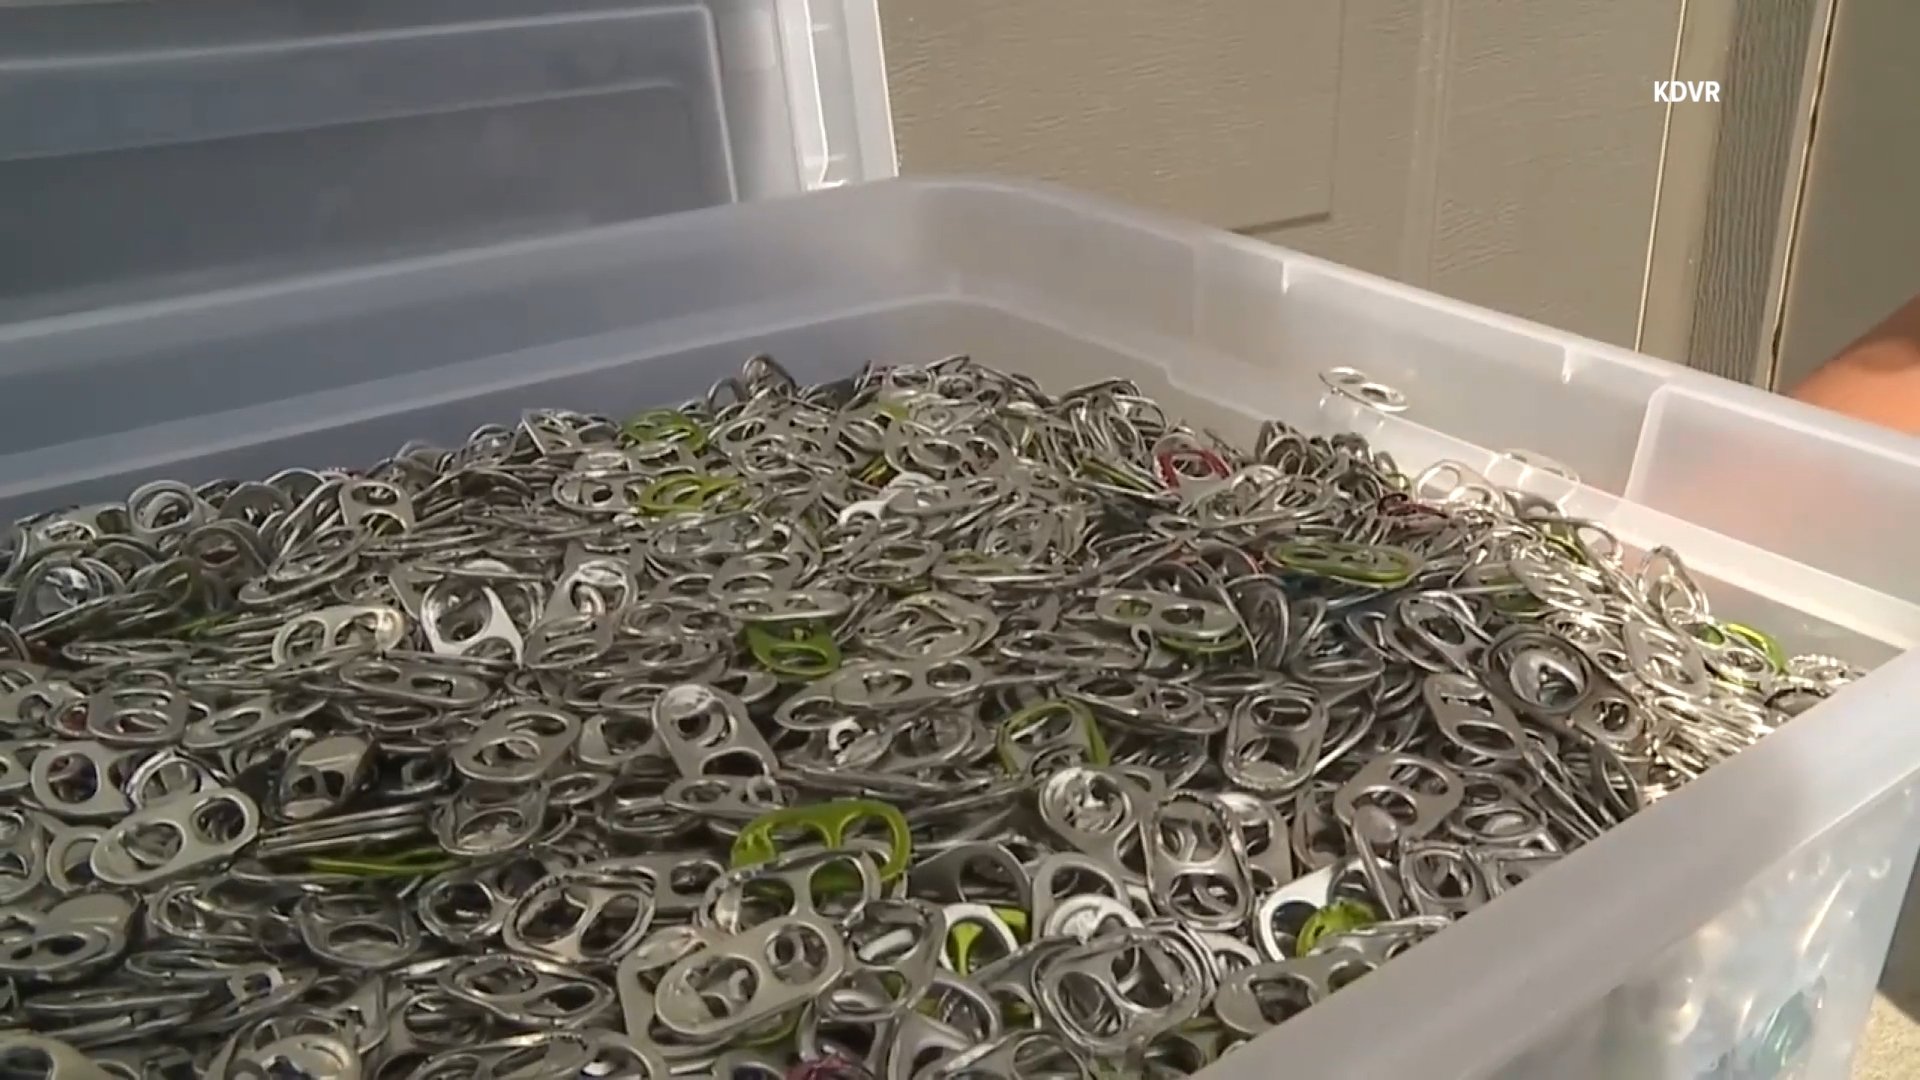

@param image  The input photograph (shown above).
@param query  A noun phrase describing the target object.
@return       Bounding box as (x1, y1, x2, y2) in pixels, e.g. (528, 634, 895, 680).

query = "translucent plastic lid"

(0, 0, 895, 324)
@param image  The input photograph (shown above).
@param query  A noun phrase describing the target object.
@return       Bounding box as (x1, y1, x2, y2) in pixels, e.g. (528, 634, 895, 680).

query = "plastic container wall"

(0, 0, 895, 323)
(1, 176, 1919, 1078)
(1625, 385, 1920, 628)
(919, 179, 1920, 622)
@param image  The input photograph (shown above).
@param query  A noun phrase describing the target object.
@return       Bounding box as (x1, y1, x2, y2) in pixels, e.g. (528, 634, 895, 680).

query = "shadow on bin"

(1878, 865, 1920, 1020)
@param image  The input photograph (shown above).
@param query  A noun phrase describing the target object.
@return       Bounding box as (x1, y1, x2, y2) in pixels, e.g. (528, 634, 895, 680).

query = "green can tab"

(733, 799, 912, 881)
(306, 847, 462, 878)
(996, 699, 1110, 776)
(635, 473, 745, 516)
(622, 408, 707, 451)
(1295, 899, 1379, 955)
(1271, 540, 1422, 587)
(746, 623, 842, 678)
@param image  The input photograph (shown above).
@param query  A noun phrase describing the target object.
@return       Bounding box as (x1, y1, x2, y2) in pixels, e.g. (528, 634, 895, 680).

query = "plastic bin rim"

(25, 169, 1913, 468)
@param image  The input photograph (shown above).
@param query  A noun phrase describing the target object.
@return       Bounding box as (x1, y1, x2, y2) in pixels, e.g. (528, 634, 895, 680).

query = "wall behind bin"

(880, 0, 1684, 351)
(1774, 0, 1920, 393)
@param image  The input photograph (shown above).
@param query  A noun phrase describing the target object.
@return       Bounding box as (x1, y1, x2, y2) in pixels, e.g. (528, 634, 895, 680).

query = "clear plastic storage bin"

(7, 172, 1920, 1080)
(8, 5, 1920, 1080)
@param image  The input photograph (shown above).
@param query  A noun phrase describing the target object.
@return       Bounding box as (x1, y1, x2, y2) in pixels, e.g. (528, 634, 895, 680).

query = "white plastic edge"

(775, 0, 898, 189)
